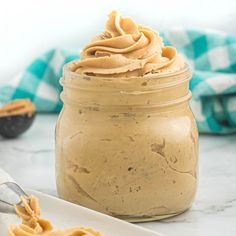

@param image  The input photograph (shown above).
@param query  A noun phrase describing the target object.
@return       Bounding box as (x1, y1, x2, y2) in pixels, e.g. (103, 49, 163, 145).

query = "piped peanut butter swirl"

(8, 195, 102, 236)
(70, 10, 184, 77)
(8, 195, 53, 235)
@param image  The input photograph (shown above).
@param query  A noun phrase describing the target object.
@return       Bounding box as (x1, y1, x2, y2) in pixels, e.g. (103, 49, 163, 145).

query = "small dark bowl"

(0, 112, 36, 138)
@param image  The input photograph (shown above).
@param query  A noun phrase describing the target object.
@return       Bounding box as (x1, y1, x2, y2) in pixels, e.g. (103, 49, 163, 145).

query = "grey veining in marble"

(0, 114, 236, 236)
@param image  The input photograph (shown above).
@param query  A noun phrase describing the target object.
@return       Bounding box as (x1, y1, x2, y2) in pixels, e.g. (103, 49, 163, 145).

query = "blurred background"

(1, 0, 236, 83)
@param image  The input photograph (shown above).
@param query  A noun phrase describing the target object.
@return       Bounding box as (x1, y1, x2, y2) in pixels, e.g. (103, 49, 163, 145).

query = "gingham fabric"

(0, 49, 79, 113)
(0, 29, 236, 133)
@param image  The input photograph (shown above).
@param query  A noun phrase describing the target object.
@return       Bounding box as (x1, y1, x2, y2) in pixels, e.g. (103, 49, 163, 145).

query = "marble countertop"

(0, 114, 236, 236)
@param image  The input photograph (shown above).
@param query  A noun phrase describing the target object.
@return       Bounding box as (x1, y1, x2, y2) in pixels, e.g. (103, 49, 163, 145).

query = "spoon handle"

(0, 200, 16, 214)
(2, 182, 28, 198)
(0, 182, 28, 214)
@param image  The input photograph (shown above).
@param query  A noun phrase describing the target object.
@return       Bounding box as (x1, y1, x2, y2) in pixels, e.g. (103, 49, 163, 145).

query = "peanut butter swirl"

(8, 195, 102, 236)
(70, 10, 184, 77)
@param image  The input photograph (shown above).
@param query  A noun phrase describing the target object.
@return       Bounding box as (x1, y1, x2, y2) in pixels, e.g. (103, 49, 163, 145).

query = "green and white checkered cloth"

(1, 29, 236, 134)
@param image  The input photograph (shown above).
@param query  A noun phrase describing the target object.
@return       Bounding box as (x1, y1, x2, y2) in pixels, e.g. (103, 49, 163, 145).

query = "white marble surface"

(0, 114, 236, 236)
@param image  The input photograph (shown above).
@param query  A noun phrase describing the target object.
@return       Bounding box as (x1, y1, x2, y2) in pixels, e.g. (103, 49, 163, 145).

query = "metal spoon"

(0, 182, 28, 214)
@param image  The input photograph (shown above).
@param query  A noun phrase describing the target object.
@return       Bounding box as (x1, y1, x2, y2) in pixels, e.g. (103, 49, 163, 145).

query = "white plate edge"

(27, 189, 167, 236)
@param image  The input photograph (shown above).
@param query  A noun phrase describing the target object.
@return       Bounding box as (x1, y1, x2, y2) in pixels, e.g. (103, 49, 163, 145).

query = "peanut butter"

(69, 10, 184, 77)
(8, 196, 101, 236)
(55, 11, 198, 222)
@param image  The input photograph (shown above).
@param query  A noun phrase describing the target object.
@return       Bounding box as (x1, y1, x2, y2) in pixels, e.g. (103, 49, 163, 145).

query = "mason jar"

(55, 62, 198, 222)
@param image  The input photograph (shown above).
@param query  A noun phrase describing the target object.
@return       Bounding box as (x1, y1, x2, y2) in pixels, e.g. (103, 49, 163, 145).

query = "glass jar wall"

(55, 63, 198, 222)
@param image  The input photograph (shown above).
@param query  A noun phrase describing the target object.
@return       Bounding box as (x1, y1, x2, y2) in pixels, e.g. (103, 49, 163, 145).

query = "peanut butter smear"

(0, 99, 36, 118)
(69, 10, 184, 77)
(8, 195, 102, 236)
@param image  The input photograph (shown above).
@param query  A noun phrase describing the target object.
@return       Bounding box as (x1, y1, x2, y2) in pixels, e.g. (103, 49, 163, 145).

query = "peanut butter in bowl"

(55, 10, 198, 222)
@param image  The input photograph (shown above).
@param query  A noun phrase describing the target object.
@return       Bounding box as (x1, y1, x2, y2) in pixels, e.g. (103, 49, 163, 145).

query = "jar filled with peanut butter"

(55, 11, 198, 222)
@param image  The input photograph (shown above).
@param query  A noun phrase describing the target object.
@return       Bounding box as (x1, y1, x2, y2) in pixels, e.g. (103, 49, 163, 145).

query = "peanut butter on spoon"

(8, 195, 102, 236)
(69, 10, 184, 77)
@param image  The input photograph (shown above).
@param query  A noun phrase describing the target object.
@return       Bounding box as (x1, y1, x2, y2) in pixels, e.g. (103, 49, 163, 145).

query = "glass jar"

(55, 63, 198, 222)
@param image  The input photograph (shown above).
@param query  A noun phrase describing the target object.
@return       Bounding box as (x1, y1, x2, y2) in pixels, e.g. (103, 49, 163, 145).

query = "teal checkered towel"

(1, 29, 236, 134)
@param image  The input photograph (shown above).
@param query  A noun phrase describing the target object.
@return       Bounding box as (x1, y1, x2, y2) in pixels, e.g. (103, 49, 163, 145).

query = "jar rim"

(61, 62, 191, 110)
(62, 62, 191, 92)
(63, 61, 190, 81)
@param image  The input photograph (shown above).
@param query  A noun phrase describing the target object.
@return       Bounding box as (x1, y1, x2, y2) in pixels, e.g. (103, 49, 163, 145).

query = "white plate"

(0, 189, 166, 236)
